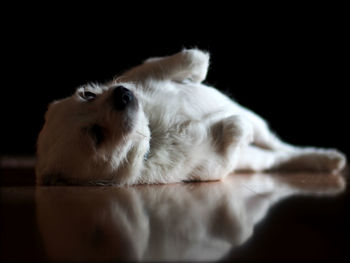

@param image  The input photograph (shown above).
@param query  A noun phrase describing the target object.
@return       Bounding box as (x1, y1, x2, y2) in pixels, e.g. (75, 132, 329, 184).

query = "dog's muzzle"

(112, 86, 135, 111)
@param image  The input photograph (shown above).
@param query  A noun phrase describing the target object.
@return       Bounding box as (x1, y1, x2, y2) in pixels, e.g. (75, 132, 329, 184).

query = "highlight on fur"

(36, 49, 346, 186)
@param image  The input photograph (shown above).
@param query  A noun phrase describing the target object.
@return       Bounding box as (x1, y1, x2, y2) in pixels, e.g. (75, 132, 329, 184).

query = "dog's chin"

(121, 114, 136, 134)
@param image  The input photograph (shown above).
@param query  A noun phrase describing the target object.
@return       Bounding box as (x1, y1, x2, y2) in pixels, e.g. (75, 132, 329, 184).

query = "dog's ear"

(43, 100, 61, 122)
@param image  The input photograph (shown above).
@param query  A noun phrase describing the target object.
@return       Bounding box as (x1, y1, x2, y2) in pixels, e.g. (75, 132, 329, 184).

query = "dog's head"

(36, 82, 150, 186)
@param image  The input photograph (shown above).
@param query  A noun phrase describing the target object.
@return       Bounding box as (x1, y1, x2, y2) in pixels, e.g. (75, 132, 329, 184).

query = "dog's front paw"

(180, 48, 210, 83)
(181, 48, 210, 63)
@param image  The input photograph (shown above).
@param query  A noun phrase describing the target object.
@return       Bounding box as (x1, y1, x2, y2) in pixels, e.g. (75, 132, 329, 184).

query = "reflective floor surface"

(1, 169, 349, 262)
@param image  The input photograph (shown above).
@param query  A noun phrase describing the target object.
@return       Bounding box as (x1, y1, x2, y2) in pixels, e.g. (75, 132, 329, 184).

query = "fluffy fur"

(36, 49, 346, 186)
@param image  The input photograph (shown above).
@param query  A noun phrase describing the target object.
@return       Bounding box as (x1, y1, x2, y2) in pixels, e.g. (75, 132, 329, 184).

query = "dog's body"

(36, 49, 346, 186)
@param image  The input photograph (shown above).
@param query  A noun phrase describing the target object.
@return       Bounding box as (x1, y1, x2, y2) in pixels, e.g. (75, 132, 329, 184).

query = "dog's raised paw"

(180, 49, 210, 83)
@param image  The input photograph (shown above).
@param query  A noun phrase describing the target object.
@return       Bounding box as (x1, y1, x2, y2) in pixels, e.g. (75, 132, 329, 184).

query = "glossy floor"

(1, 169, 349, 262)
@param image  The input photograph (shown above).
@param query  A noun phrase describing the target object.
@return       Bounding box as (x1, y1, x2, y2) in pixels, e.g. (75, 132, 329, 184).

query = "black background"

(2, 5, 349, 157)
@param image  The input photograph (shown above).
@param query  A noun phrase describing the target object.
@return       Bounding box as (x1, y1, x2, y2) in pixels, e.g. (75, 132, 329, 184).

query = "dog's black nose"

(112, 86, 134, 110)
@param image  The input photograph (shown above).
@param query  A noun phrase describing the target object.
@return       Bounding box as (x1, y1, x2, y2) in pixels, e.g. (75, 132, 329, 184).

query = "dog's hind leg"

(229, 104, 346, 173)
(234, 112, 347, 174)
(236, 145, 346, 174)
(116, 49, 209, 83)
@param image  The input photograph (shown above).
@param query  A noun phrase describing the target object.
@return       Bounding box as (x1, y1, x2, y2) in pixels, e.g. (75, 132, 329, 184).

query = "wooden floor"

(0, 156, 349, 262)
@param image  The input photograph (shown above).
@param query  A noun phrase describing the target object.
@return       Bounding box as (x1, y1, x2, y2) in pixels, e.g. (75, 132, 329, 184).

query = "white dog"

(36, 49, 346, 186)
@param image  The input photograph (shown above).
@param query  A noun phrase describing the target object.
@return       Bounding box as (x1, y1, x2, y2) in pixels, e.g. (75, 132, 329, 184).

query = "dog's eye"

(89, 125, 105, 146)
(81, 91, 97, 101)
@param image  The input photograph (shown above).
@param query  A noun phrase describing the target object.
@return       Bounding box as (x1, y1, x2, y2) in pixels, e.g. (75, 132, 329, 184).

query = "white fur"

(36, 49, 347, 186)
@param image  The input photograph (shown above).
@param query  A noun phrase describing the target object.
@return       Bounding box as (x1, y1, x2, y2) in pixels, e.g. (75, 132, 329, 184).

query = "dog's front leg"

(116, 49, 209, 83)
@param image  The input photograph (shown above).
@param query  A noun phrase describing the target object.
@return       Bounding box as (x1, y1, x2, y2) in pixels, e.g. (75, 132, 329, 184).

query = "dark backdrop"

(2, 7, 349, 157)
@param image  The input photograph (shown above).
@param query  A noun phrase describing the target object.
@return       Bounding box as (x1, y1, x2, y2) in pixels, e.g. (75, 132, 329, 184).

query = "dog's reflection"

(36, 173, 345, 261)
